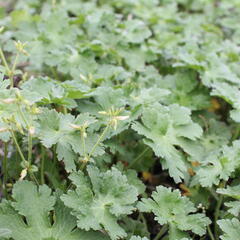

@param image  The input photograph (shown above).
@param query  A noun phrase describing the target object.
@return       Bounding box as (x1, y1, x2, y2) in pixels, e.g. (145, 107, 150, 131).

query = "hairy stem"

(0, 47, 10, 73)
(81, 131, 86, 158)
(10, 53, 19, 88)
(28, 133, 32, 164)
(10, 128, 38, 184)
(10, 129, 26, 163)
(40, 145, 45, 184)
(127, 147, 149, 169)
(214, 181, 226, 239)
(2, 142, 8, 198)
(208, 225, 215, 240)
(153, 225, 168, 240)
(88, 124, 110, 159)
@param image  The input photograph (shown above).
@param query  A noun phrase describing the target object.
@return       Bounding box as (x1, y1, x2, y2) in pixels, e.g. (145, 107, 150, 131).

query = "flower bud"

(115, 115, 129, 121)
(14, 40, 29, 56)
(0, 127, 8, 133)
(70, 123, 81, 130)
(2, 98, 15, 104)
(29, 126, 35, 136)
(19, 168, 27, 180)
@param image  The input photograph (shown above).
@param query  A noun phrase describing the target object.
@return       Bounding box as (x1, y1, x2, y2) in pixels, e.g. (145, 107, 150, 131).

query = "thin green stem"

(28, 133, 32, 164)
(214, 194, 224, 240)
(63, 107, 67, 114)
(40, 145, 45, 184)
(10, 53, 19, 88)
(10, 128, 38, 185)
(208, 188, 219, 201)
(80, 161, 88, 171)
(30, 172, 39, 186)
(79, 121, 110, 171)
(2, 142, 8, 198)
(88, 124, 110, 159)
(153, 225, 168, 240)
(127, 147, 149, 169)
(208, 225, 215, 240)
(214, 181, 226, 240)
(81, 131, 86, 158)
(232, 124, 240, 140)
(139, 213, 148, 234)
(0, 47, 10, 73)
(10, 129, 26, 163)
(17, 104, 29, 127)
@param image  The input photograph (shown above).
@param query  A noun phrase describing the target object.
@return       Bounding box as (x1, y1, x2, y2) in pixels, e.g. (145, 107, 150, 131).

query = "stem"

(10, 53, 19, 88)
(80, 161, 88, 171)
(81, 131, 86, 158)
(214, 194, 224, 240)
(2, 142, 8, 198)
(80, 124, 110, 171)
(17, 104, 29, 127)
(0, 47, 10, 73)
(28, 133, 32, 164)
(63, 106, 67, 114)
(208, 225, 215, 240)
(40, 145, 45, 184)
(208, 188, 219, 201)
(214, 182, 226, 239)
(232, 124, 240, 140)
(30, 172, 39, 186)
(10, 129, 26, 163)
(88, 124, 110, 159)
(10, 128, 38, 185)
(127, 147, 149, 169)
(140, 213, 147, 226)
(153, 225, 168, 240)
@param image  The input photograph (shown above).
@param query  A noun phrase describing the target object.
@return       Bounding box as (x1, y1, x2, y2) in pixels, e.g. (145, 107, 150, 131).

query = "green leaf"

(218, 218, 240, 240)
(132, 103, 202, 182)
(61, 166, 139, 240)
(37, 109, 102, 172)
(138, 186, 210, 237)
(0, 181, 108, 240)
(195, 140, 240, 187)
(217, 184, 240, 216)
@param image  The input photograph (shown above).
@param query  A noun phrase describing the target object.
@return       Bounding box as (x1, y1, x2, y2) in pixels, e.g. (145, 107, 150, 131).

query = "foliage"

(0, 0, 240, 239)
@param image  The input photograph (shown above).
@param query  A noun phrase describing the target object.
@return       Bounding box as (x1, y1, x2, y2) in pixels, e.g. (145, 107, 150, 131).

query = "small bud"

(19, 168, 27, 180)
(115, 115, 129, 121)
(23, 100, 31, 106)
(16, 122, 24, 134)
(2, 98, 15, 104)
(70, 123, 81, 130)
(80, 156, 90, 163)
(0, 26, 4, 33)
(14, 40, 29, 56)
(31, 106, 41, 114)
(98, 111, 108, 115)
(0, 127, 8, 133)
(29, 164, 38, 173)
(29, 126, 35, 136)
(80, 74, 87, 81)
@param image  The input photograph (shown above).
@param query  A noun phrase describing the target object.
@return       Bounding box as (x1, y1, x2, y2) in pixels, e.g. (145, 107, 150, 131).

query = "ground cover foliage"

(0, 0, 240, 239)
